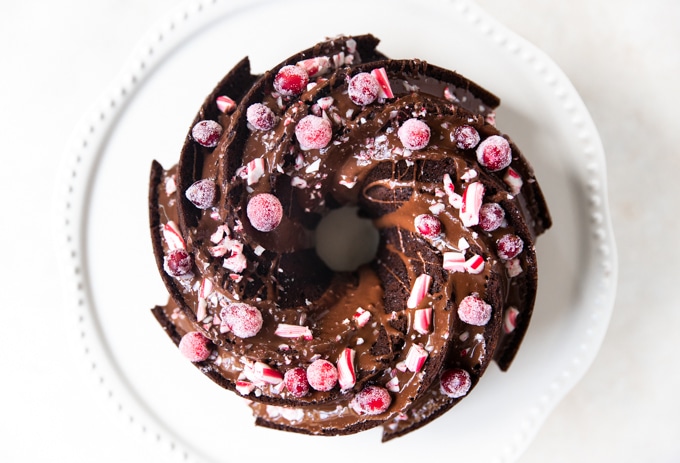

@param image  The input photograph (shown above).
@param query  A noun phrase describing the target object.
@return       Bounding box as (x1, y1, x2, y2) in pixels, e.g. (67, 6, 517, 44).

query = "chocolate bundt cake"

(148, 34, 551, 441)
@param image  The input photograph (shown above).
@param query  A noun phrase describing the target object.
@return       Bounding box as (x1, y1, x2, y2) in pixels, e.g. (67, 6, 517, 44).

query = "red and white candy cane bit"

(196, 278, 214, 321)
(443, 173, 456, 196)
(247, 158, 265, 185)
(404, 344, 428, 373)
(296, 56, 330, 78)
(317, 96, 334, 111)
(253, 361, 284, 385)
(162, 221, 185, 250)
(370, 67, 394, 99)
(407, 274, 432, 309)
(503, 307, 520, 334)
(443, 251, 466, 272)
(274, 323, 313, 340)
(337, 348, 356, 390)
(505, 257, 523, 277)
(460, 181, 485, 228)
(413, 308, 433, 335)
(353, 307, 372, 327)
(235, 380, 256, 395)
(504, 167, 523, 195)
(386, 375, 400, 393)
(216, 95, 236, 114)
(464, 254, 485, 274)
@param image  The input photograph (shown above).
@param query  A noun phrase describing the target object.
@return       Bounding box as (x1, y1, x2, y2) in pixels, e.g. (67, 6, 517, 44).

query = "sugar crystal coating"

(247, 193, 283, 232)
(274, 65, 309, 97)
(476, 135, 512, 171)
(454, 125, 481, 150)
(478, 202, 505, 232)
(398, 118, 430, 150)
(179, 331, 211, 362)
(284, 367, 310, 398)
(246, 103, 276, 131)
(306, 359, 338, 391)
(440, 368, 471, 398)
(295, 115, 332, 150)
(163, 248, 192, 276)
(220, 303, 263, 338)
(350, 386, 392, 415)
(191, 120, 222, 148)
(497, 233, 524, 261)
(457, 294, 492, 326)
(348, 72, 380, 106)
(185, 179, 217, 209)
(414, 214, 442, 238)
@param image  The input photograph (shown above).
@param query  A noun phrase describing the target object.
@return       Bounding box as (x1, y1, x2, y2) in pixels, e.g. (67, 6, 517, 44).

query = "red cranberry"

(284, 367, 310, 397)
(246, 193, 283, 232)
(398, 118, 430, 150)
(191, 120, 222, 148)
(347, 72, 380, 106)
(454, 125, 480, 150)
(295, 115, 332, 150)
(350, 386, 391, 415)
(273, 65, 309, 97)
(440, 368, 471, 398)
(164, 248, 192, 277)
(178, 331, 211, 362)
(220, 303, 263, 338)
(246, 103, 276, 131)
(185, 179, 217, 209)
(306, 359, 338, 391)
(414, 214, 442, 238)
(476, 135, 512, 171)
(478, 203, 505, 232)
(496, 234, 524, 260)
(457, 294, 492, 326)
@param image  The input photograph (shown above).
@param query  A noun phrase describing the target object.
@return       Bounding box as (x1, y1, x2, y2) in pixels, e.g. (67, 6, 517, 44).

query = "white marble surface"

(1, 0, 678, 461)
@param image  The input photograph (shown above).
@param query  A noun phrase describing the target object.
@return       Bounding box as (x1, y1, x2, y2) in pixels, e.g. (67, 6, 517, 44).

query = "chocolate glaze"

(148, 34, 551, 441)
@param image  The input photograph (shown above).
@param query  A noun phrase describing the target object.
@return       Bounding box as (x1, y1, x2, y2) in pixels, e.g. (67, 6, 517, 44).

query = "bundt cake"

(148, 34, 551, 441)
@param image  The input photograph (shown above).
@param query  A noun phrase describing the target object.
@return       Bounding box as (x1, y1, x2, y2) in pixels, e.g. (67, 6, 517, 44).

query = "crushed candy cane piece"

(504, 167, 523, 195)
(370, 67, 394, 98)
(216, 95, 236, 114)
(503, 306, 520, 334)
(274, 324, 313, 340)
(464, 255, 485, 274)
(162, 221, 185, 250)
(404, 344, 428, 372)
(247, 158, 266, 185)
(253, 361, 284, 384)
(443, 252, 466, 272)
(336, 348, 356, 390)
(407, 274, 432, 309)
(413, 308, 433, 335)
(353, 307, 372, 327)
(460, 182, 485, 227)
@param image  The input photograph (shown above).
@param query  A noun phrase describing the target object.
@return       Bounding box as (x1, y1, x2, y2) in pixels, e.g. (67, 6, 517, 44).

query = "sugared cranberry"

(295, 115, 332, 150)
(478, 202, 505, 232)
(306, 359, 338, 391)
(398, 118, 430, 151)
(454, 125, 481, 150)
(496, 233, 524, 261)
(273, 65, 309, 97)
(440, 368, 471, 398)
(246, 193, 283, 232)
(347, 72, 380, 106)
(246, 103, 276, 131)
(284, 367, 310, 397)
(220, 303, 263, 338)
(178, 331, 211, 362)
(191, 120, 222, 148)
(185, 179, 217, 209)
(350, 386, 391, 415)
(457, 294, 492, 326)
(414, 214, 442, 238)
(164, 248, 192, 277)
(476, 135, 512, 171)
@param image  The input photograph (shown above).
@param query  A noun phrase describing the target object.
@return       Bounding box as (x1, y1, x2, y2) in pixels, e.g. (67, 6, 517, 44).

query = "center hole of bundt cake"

(315, 207, 379, 272)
